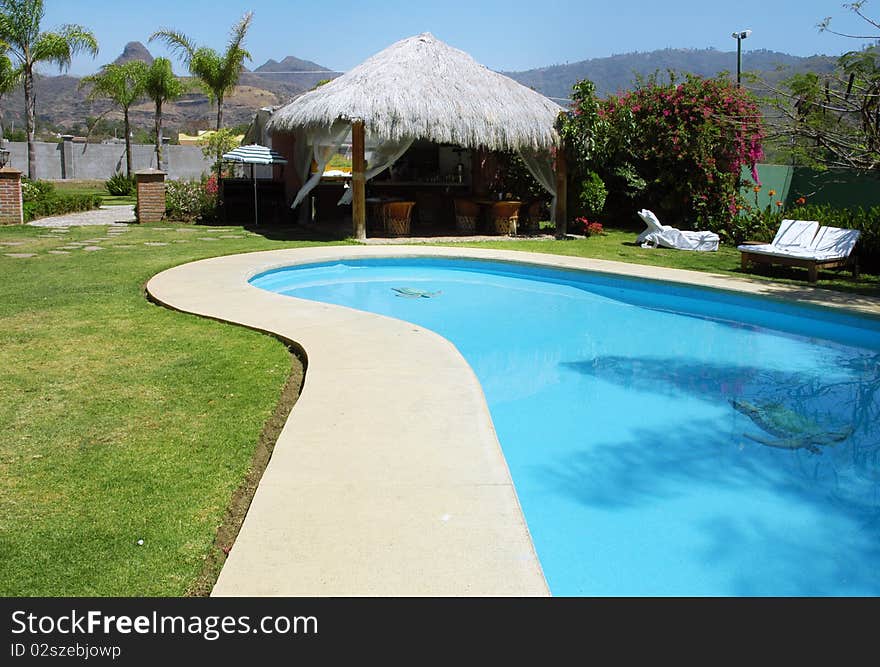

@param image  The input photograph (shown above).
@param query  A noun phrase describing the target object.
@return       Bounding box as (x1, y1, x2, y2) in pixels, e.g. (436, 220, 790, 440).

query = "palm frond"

(149, 29, 196, 64)
(0, 53, 21, 95)
(79, 61, 147, 107)
(31, 24, 97, 71)
(228, 11, 253, 52)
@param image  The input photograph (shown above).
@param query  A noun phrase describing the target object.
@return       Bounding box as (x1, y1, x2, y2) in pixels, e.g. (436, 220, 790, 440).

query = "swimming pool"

(250, 257, 880, 596)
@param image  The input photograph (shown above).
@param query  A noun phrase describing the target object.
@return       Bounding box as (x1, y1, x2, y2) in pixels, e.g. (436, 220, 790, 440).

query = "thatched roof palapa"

(267, 33, 564, 152)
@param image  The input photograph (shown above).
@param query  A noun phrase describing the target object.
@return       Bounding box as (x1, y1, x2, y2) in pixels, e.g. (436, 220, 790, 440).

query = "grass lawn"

(450, 228, 880, 298)
(1, 220, 876, 596)
(52, 179, 137, 206)
(0, 222, 349, 595)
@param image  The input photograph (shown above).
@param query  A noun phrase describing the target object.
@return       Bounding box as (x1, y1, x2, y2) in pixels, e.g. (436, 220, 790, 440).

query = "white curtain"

(337, 135, 414, 205)
(290, 121, 351, 210)
(517, 148, 557, 222)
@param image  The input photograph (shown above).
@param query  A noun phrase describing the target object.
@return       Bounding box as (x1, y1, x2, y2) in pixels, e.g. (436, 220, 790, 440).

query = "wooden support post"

(351, 120, 366, 240)
(472, 146, 488, 197)
(554, 141, 567, 238)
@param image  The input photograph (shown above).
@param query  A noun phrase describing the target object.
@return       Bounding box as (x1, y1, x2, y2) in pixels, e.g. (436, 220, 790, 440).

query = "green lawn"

(52, 179, 137, 206)
(0, 221, 876, 596)
(451, 228, 880, 297)
(0, 222, 347, 595)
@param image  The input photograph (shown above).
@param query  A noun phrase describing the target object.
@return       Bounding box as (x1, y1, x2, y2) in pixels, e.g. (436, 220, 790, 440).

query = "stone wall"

(5, 139, 213, 181)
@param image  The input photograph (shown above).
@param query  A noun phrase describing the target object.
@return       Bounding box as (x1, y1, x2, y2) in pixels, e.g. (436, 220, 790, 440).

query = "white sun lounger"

(636, 209, 720, 252)
(737, 219, 820, 255)
(738, 220, 861, 283)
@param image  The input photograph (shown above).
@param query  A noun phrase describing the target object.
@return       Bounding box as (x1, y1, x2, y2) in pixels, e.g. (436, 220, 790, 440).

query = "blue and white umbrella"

(222, 144, 288, 166)
(221, 144, 288, 224)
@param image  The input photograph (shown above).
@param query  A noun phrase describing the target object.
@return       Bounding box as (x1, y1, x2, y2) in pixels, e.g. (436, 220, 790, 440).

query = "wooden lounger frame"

(740, 249, 860, 284)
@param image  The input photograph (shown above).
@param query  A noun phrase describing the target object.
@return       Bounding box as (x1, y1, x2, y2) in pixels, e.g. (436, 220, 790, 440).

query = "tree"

(0, 51, 20, 143)
(79, 61, 147, 177)
(760, 2, 880, 171)
(198, 127, 239, 181)
(559, 72, 765, 237)
(150, 11, 252, 131)
(0, 0, 98, 178)
(142, 57, 184, 169)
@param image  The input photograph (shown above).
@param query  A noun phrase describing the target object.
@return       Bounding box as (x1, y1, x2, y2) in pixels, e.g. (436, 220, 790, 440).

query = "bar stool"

(489, 200, 522, 236)
(383, 201, 416, 237)
(453, 198, 481, 235)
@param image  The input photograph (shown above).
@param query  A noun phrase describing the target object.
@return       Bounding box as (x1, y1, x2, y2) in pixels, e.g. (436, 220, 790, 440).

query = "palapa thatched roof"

(267, 33, 564, 152)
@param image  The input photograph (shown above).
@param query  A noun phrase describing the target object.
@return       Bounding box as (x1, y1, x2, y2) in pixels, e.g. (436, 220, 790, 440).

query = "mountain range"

(0, 41, 840, 138)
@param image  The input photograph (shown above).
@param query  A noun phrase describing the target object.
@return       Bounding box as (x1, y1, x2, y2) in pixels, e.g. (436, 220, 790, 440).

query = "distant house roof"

(178, 130, 245, 146)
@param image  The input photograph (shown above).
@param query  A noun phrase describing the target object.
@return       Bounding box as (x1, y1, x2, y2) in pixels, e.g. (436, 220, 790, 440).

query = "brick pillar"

(135, 169, 166, 223)
(0, 167, 24, 226)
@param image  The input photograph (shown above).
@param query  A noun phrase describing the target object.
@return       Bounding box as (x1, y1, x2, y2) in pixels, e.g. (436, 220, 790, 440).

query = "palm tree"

(0, 51, 21, 146)
(79, 61, 147, 177)
(142, 57, 183, 169)
(150, 11, 252, 131)
(0, 0, 98, 178)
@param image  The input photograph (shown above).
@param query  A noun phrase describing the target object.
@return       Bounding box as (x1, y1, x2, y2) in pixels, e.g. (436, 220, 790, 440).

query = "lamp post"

(731, 29, 752, 87)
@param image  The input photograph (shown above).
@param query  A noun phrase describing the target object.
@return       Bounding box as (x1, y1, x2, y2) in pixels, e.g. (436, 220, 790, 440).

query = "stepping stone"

(219, 234, 244, 238)
(172, 240, 190, 243)
(175, 228, 197, 233)
(83, 246, 104, 252)
(48, 250, 70, 255)
(144, 242, 168, 246)
(197, 237, 219, 241)
(4, 253, 36, 258)
(0, 241, 26, 246)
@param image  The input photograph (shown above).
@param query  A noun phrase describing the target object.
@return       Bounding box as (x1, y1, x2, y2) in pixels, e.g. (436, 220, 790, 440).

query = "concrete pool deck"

(145, 246, 880, 596)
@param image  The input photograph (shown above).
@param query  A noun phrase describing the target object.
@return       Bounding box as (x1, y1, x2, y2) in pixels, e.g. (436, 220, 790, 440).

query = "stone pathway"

(2, 212, 267, 261)
(28, 205, 136, 228)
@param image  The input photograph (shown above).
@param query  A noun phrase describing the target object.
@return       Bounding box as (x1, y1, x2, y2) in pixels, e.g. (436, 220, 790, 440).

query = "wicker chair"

(367, 200, 387, 235)
(453, 198, 481, 235)
(383, 201, 416, 237)
(523, 200, 544, 233)
(489, 200, 521, 236)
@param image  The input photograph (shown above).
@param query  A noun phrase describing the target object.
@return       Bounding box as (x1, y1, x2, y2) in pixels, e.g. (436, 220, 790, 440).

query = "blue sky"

(42, 0, 878, 77)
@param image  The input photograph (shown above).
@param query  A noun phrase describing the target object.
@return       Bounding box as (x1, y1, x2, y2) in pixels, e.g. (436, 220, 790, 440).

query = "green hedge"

(785, 205, 880, 275)
(21, 179, 103, 223)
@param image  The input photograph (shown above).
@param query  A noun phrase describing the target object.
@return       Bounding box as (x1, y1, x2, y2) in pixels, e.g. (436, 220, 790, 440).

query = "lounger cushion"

(739, 225, 860, 262)
(737, 220, 820, 255)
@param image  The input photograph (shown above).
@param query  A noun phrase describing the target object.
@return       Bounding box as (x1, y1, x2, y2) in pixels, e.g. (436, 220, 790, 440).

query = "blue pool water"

(251, 258, 880, 596)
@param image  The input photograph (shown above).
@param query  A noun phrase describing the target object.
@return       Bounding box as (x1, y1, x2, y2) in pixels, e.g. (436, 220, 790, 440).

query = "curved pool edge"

(146, 245, 880, 597)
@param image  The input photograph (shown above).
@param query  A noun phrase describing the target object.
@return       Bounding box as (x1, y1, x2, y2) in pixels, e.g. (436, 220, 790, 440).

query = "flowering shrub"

(165, 176, 218, 223)
(204, 174, 219, 197)
(560, 73, 765, 238)
(572, 217, 605, 236)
